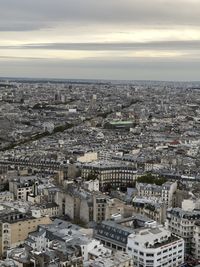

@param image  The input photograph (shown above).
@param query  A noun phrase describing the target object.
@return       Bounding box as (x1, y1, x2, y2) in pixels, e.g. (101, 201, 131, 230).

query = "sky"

(0, 0, 200, 81)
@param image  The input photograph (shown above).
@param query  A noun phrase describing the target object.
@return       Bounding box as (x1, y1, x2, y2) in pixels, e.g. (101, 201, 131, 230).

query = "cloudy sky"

(0, 0, 200, 81)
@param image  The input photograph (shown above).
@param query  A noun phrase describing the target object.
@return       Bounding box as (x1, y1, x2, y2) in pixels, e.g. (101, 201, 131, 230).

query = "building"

(166, 208, 200, 254)
(24, 219, 111, 266)
(192, 221, 200, 260)
(77, 152, 98, 163)
(31, 202, 60, 218)
(55, 185, 111, 224)
(161, 181, 177, 208)
(94, 216, 153, 251)
(0, 191, 14, 202)
(0, 211, 52, 257)
(9, 176, 39, 201)
(172, 189, 190, 208)
(136, 183, 162, 198)
(93, 194, 108, 223)
(83, 179, 99, 192)
(95, 220, 133, 251)
(104, 120, 135, 130)
(82, 161, 137, 190)
(132, 196, 166, 224)
(127, 225, 184, 267)
(84, 251, 133, 267)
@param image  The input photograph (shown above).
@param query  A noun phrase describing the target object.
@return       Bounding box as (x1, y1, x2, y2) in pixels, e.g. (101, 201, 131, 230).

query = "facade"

(127, 225, 184, 267)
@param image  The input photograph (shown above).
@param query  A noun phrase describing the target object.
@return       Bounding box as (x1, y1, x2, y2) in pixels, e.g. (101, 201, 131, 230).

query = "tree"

(137, 173, 166, 185)
(85, 172, 98, 181)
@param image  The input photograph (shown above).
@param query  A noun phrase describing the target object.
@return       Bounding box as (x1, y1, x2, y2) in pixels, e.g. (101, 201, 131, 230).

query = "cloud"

(1, 40, 199, 51)
(0, 0, 200, 32)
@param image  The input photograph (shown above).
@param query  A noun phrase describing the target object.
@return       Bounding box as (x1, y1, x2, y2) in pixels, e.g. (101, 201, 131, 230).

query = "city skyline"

(0, 0, 200, 81)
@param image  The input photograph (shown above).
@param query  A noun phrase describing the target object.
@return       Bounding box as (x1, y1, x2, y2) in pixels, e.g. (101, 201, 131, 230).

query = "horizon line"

(0, 76, 200, 84)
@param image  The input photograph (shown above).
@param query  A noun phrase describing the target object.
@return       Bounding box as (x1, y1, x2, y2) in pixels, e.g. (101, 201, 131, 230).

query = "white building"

(126, 225, 184, 267)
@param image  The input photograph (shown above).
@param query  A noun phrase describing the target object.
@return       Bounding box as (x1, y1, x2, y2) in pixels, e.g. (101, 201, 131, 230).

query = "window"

(146, 253, 154, 257)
